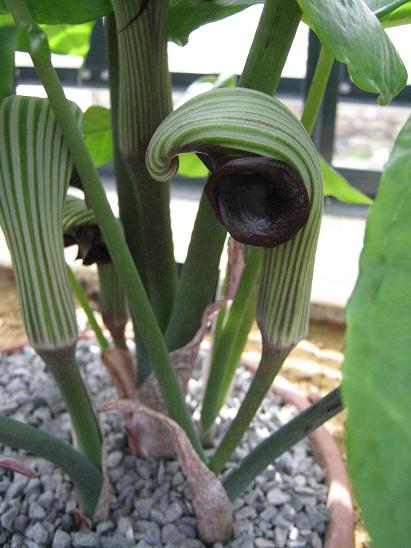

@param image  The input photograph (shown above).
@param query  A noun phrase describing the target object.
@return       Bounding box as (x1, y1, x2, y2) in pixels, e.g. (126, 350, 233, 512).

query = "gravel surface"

(0, 341, 330, 547)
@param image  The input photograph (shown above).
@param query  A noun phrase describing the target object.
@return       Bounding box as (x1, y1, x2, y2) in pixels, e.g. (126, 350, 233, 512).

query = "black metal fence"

(15, 21, 411, 199)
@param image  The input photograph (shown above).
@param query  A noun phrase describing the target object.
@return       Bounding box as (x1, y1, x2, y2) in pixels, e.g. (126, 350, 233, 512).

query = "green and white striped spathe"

(146, 87, 323, 347)
(0, 96, 82, 352)
(63, 194, 96, 233)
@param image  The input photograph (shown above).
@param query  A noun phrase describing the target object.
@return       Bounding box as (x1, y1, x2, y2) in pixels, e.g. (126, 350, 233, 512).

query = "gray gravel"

(0, 341, 330, 547)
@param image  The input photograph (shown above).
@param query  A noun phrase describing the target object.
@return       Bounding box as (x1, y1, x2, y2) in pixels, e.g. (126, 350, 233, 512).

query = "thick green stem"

(209, 343, 291, 473)
(105, 14, 148, 292)
(223, 388, 343, 500)
(6, 1, 204, 460)
(239, 0, 302, 94)
(201, 247, 262, 430)
(111, 0, 177, 332)
(105, 15, 152, 376)
(165, 193, 226, 350)
(301, 46, 335, 135)
(40, 346, 102, 470)
(67, 266, 109, 351)
(0, 415, 102, 517)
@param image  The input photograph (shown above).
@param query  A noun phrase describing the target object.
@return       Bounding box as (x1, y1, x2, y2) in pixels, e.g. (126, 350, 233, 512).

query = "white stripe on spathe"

(0, 96, 82, 352)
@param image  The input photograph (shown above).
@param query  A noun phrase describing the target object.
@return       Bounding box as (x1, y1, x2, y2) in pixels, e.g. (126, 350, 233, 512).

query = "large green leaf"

(43, 22, 94, 57)
(177, 153, 209, 178)
(0, 15, 18, 103)
(168, 0, 262, 45)
(342, 116, 411, 547)
(297, 0, 407, 104)
(365, 0, 411, 26)
(321, 158, 372, 205)
(379, 1, 411, 25)
(83, 105, 113, 168)
(0, 0, 112, 24)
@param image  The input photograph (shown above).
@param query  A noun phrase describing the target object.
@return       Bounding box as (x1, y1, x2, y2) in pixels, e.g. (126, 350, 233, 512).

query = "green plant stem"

(105, 15, 152, 378)
(300, 46, 335, 135)
(6, 0, 204, 460)
(67, 265, 109, 351)
(165, 193, 226, 350)
(40, 346, 102, 470)
(209, 345, 290, 473)
(105, 14, 148, 292)
(111, 0, 177, 333)
(239, 0, 302, 94)
(201, 247, 262, 430)
(374, 0, 409, 19)
(223, 388, 343, 500)
(0, 415, 102, 517)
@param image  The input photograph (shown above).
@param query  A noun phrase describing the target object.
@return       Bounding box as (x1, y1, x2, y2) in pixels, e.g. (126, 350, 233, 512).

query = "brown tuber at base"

(205, 157, 309, 247)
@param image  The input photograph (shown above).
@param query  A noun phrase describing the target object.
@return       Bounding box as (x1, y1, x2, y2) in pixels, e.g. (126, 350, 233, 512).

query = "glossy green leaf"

(321, 158, 372, 205)
(366, 0, 407, 10)
(342, 115, 411, 547)
(297, 0, 407, 104)
(83, 105, 113, 168)
(0, 0, 112, 24)
(177, 153, 209, 178)
(43, 22, 94, 57)
(168, 0, 262, 45)
(379, 1, 411, 26)
(0, 15, 18, 103)
(364, 0, 411, 26)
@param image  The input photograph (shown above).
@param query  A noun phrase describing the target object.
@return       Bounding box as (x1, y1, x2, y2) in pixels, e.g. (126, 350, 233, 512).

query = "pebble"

(0, 344, 330, 547)
(165, 501, 184, 523)
(162, 523, 183, 544)
(29, 501, 46, 520)
(144, 524, 161, 545)
(72, 530, 99, 547)
(1, 506, 18, 531)
(267, 487, 291, 505)
(274, 527, 289, 547)
(255, 539, 275, 547)
(26, 522, 50, 545)
(52, 530, 71, 548)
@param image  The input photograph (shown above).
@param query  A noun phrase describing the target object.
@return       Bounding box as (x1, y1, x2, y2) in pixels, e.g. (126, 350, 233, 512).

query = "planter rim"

(242, 351, 354, 548)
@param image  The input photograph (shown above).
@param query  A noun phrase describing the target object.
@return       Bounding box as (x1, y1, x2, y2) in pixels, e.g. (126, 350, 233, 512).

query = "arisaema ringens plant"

(0, 0, 410, 543)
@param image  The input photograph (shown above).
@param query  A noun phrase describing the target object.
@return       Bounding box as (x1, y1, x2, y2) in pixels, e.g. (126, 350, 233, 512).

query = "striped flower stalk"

(146, 87, 323, 470)
(110, 0, 177, 333)
(63, 195, 129, 349)
(0, 96, 102, 472)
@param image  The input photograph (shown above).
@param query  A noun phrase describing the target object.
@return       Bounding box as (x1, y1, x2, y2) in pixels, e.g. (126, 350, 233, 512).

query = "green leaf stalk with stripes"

(0, 0, 409, 542)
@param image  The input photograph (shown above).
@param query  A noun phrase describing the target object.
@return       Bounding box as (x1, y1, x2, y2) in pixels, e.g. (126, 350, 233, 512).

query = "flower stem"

(201, 247, 262, 430)
(165, 193, 226, 351)
(40, 346, 102, 471)
(301, 46, 335, 135)
(111, 0, 177, 333)
(67, 266, 109, 351)
(239, 0, 302, 94)
(223, 387, 343, 501)
(209, 344, 290, 473)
